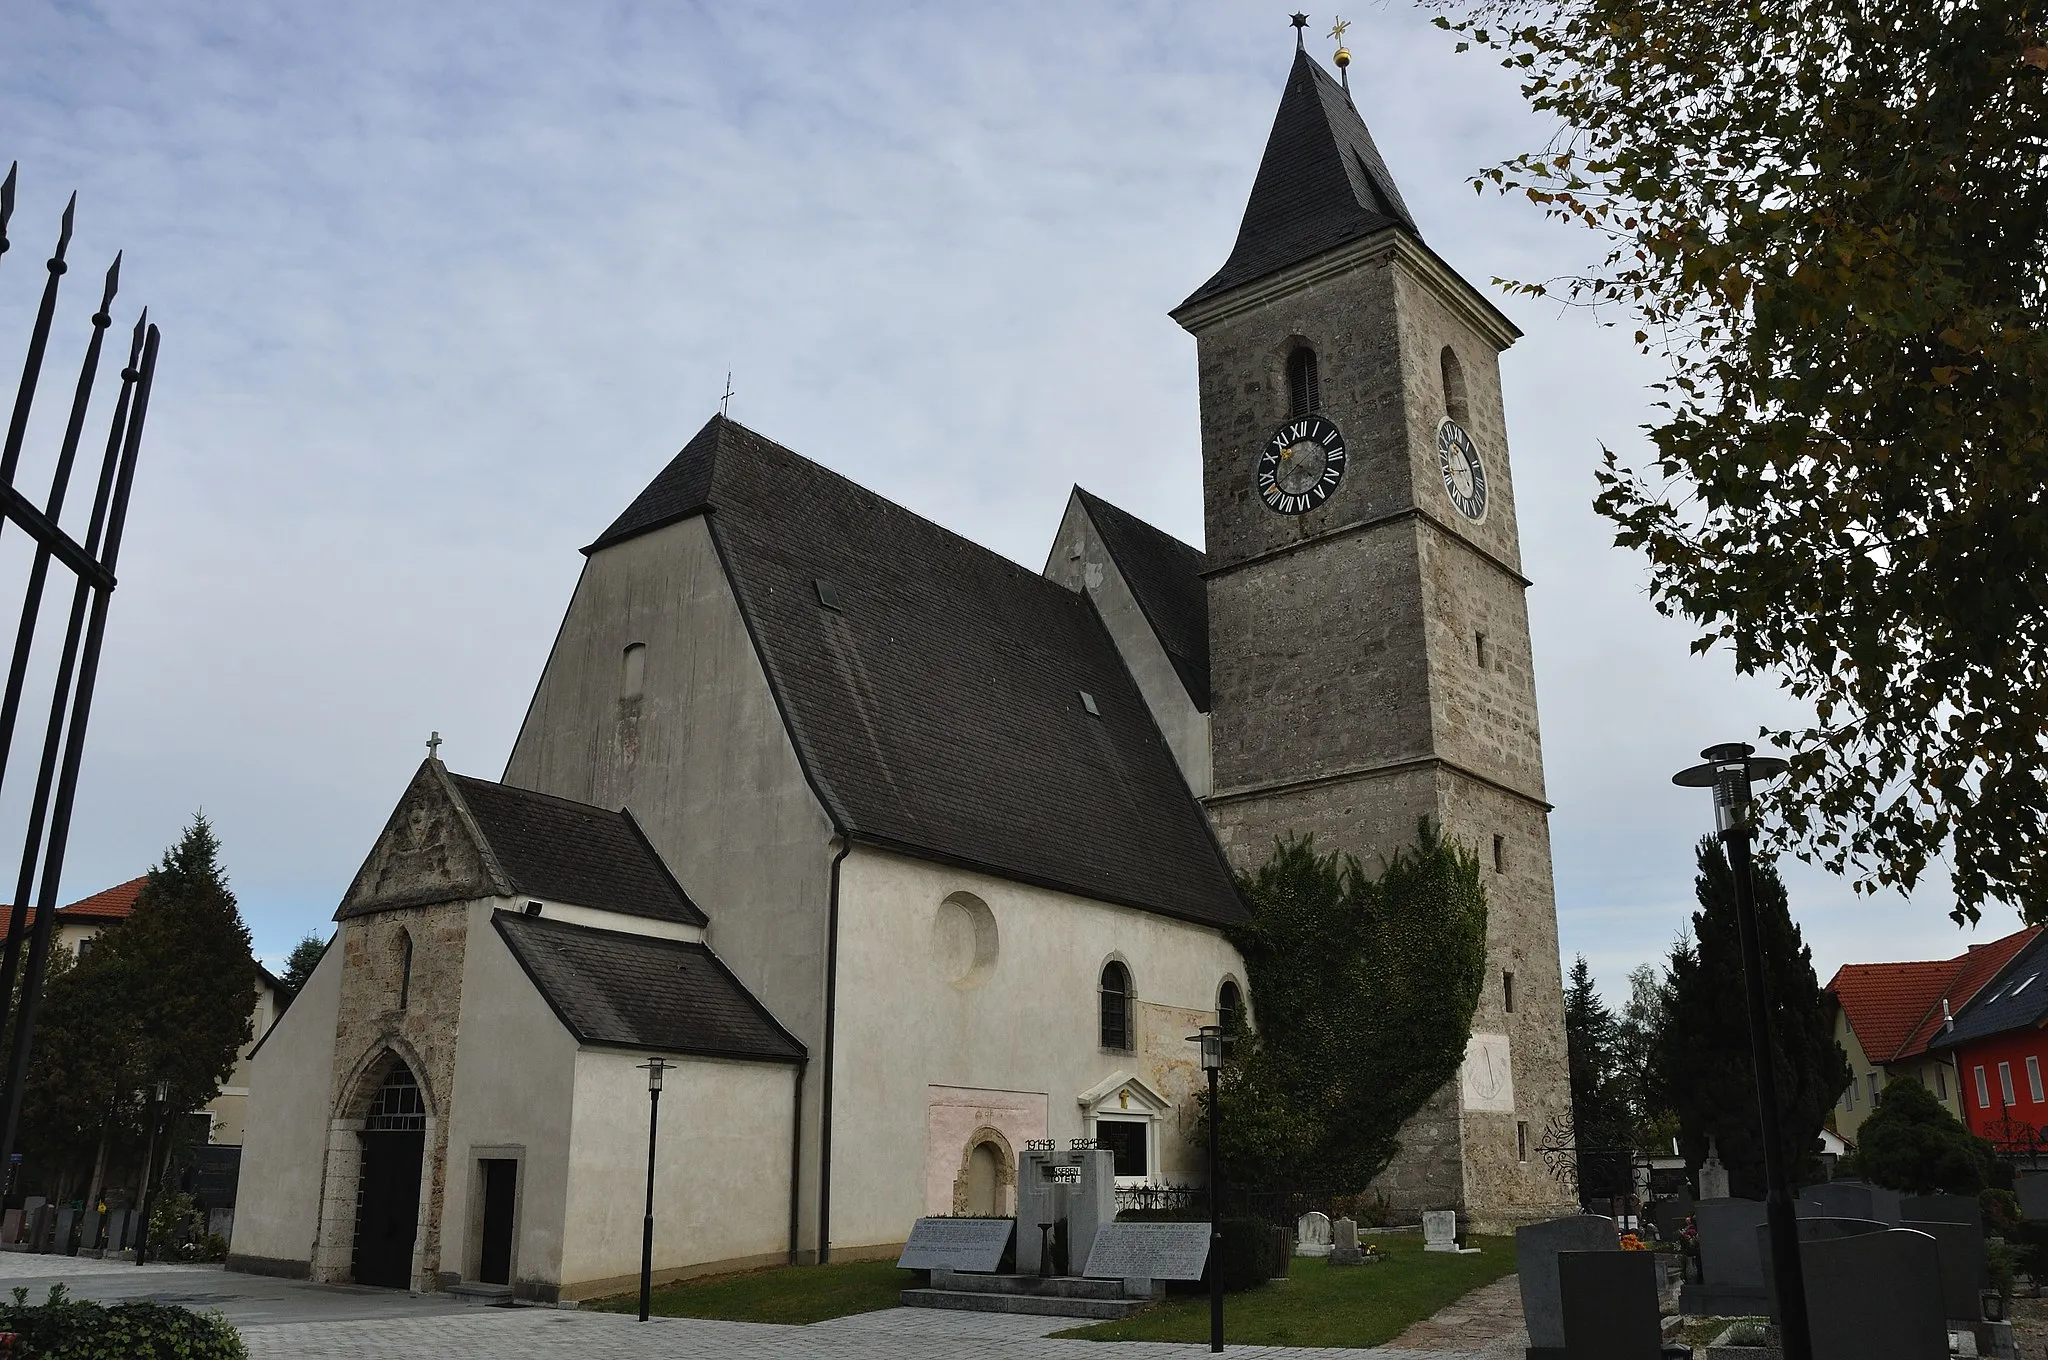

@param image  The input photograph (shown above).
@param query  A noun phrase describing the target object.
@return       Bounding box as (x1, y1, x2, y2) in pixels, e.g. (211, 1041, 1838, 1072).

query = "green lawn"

(586, 1258, 915, 1324)
(1051, 1234, 1518, 1348)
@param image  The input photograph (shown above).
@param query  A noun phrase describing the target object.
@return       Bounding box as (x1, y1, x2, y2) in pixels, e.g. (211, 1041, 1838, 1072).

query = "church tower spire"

(1174, 37, 1574, 1231)
(1180, 45, 1418, 311)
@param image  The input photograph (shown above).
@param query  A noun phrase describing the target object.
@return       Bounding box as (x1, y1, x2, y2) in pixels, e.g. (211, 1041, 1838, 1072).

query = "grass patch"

(1052, 1233, 1517, 1348)
(586, 1258, 916, 1324)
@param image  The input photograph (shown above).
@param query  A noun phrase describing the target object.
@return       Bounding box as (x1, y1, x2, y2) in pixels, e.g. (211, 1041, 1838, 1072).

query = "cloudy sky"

(2, 0, 2012, 996)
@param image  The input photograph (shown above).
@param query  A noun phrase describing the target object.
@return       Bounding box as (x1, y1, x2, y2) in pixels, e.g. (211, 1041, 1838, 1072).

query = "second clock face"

(1256, 415, 1347, 515)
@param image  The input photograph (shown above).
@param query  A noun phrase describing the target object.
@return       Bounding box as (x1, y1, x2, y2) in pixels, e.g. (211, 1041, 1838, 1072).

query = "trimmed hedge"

(1210, 1216, 1279, 1293)
(0, 1285, 245, 1360)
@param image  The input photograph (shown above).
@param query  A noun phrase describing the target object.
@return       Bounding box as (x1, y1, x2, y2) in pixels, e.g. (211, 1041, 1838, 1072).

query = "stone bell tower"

(1170, 34, 1575, 1228)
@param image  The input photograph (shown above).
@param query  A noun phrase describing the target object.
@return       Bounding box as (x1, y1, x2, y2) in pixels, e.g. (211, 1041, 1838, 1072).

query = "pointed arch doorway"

(352, 1064, 426, 1288)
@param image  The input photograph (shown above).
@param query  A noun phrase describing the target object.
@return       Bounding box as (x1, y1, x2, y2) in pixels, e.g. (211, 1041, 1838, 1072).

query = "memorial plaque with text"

(895, 1217, 1015, 1272)
(1083, 1221, 1213, 1281)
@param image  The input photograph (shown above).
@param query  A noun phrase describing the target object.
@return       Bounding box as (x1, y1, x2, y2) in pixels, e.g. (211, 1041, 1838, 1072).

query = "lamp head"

(1672, 742, 1788, 832)
(639, 1056, 672, 1093)
(1189, 1024, 1225, 1071)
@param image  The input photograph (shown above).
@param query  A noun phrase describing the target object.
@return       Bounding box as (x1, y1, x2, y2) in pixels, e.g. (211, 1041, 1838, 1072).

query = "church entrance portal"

(351, 1065, 426, 1289)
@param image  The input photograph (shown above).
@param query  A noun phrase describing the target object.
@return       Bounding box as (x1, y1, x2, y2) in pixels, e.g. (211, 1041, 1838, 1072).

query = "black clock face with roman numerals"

(1437, 418, 1488, 522)
(1255, 415, 1347, 515)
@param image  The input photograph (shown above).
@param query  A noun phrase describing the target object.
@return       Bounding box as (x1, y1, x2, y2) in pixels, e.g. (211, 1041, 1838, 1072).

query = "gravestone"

(27, 1205, 52, 1254)
(1515, 1214, 1619, 1360)
(52, 1206, 74, 1256)
(1684, 1198, 1770, 1316)
(1699, 1138, 1731, 1200)
(1648, 1197, 1689, 1243)
(1801, 1228, 1948, 1360)
(1559, 1250, 1662, 1359)
(1082, 1221, 1212, 1282)
(1067, 1147, 1116, 1286)
(1900, 1215, 1988, 1322)
(1803, 1179, 1902, 1224)
(1329, 1216, 1362, 1266)
(1, 1208, 20, 1245)
(1756, 1216, 1888, 1317)
(2018, 1173, 2048, 1222)
(1900, 1193, 1982, 1225)
(897, 1217, 1015, 1272)
(1423, 1209, 1459, 1252)
(1296, 1211, 1332, 1258)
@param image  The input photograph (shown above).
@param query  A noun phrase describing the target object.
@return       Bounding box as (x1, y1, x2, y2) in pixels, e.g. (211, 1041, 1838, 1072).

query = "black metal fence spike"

(0, 163, 15, 257)
(95, 254, 121, 324)
(51, 194, 74, 267)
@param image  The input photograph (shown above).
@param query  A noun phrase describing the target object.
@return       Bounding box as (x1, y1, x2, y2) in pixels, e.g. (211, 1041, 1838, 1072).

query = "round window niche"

(930, 892, 998, 989)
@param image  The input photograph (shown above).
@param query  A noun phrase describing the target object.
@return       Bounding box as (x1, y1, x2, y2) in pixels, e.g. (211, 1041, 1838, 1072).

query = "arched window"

(365, 1064, 426, 1131)
(1099, 961, 1133, 1051)
(397, 930, 414, 1011)
(1218, 979, 1243, 1034)
(1287, 347, 1321, 419)
(1440, 346, 1470, 426)
(621, 643, 647, 700)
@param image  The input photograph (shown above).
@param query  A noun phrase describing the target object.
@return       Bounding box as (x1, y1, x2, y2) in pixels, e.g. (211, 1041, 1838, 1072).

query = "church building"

(229, 33, 1574, 1300)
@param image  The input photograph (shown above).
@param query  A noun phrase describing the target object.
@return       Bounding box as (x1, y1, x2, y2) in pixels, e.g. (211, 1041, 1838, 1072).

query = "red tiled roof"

(0, 875, 148, 934)
(1826, 924, 2043, 1064)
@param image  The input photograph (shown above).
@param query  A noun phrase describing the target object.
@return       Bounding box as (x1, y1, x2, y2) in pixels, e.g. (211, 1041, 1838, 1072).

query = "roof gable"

(1893, 925, 2042, 1059)
(1939, 929, 2048, 1048)
(494, 911, 802, 1062)
(1074, 489, 1211, 711)
(338, 760, 506, 918)
(1180, 48, 1418, 310)
(1828, 959, 1956, 1061)
(583, 416, 1247, 929)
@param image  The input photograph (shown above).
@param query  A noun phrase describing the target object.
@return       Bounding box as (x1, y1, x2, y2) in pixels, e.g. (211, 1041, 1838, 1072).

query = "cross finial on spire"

(426, 731, 442, 761)
(721, 371, 734, 418)
(1290, 13, 1309, 48)
(1329, 15, 1352, 89)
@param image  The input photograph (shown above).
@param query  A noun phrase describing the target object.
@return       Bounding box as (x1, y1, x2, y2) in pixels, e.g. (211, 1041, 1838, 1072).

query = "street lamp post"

(1672, 742, 1809, 1360)
(637, 1057, 673, 1323)
(1190, 1024, 1225, 1354)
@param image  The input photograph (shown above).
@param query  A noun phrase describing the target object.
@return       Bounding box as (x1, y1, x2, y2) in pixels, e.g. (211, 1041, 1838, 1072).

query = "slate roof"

(1074, 488, 1211, 711)
(1179, 48, 1419, 311)
(1934, 929, 2048, 1050)
(494, 911, 804, 1063)
(450, 775, 707, 927)
(1828, 924, 2043, 1060)
(586, 416, 1247, 929)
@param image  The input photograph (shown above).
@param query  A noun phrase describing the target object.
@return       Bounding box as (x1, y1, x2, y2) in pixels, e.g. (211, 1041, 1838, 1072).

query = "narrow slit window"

(1287, 347, 1321, 418)
(397, 930, 414, 1011)
(1516, 1120, 1529, 1163)
(1440, 346, 1470, 426)
(620, 643, 647, 699)
(1492, 835, 1505, 874)
(1976, 1065, 1991, 1109)
(1475, 632, 1489, 669)
(1503, 970, 1515, 1014)
(2029, 1056, 2043, 1103)
(2001, 1062, 2017, 1108)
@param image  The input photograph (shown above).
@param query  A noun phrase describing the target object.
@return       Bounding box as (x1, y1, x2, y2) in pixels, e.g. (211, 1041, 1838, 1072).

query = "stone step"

(445, 1282, 514, 1307)
(929, 1270, 1129, 1300)
(899, 1288, 1149, 1320)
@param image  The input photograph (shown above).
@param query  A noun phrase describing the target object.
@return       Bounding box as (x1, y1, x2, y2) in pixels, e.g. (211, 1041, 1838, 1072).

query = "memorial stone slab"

(1804, 1180, 1902, 1224)
(1, 1208, 20, 1245)
(1648, 1197, 1689, 1243)
(1082, 1221, 1212, 1282)
(1559, 1250, 1662, 1360)
(2018, 1173, 2048, 1222)
(1801, 1228, 1947, 1360)
(1296, 1211, 1332, 1258)
(1515, 1214, 1619, 1360)
(1699, 1139, 1732, 1200)
(1423, 1209, 1458, 1251)
(1757, 1217, 1888, 1317)
(1900, 1215, 1988, 1321)
(52, 1207, 74, 1256)
(1067, 1148, 1117, 1284)
(896, 1217, 1015, 1272)
(1330, 1215, 1362, 1266)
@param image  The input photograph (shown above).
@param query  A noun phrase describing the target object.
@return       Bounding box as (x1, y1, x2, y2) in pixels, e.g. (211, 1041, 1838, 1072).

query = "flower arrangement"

(1619, 1232, 1650, 1251)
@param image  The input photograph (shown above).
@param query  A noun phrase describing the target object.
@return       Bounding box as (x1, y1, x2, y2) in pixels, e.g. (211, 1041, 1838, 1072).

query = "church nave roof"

(585, 415, 1248, 930)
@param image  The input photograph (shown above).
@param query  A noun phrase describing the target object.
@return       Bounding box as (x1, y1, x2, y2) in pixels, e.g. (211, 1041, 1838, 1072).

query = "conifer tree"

(278, 932, 330, 1005)
(1564, 956, 1633, 1194)
(1659, 837, 1850, 1197)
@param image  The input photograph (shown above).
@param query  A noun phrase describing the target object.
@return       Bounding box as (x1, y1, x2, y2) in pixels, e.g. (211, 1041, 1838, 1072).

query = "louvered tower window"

(1287, 348, 1321, 418)
(1100, 961, 1133, 1050)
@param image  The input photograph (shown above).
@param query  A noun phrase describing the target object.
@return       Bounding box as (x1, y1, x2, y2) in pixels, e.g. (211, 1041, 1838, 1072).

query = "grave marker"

(1802, 1228, 1947, 1360)
(896, 1217, 1015, 1273)
(1329, 1216, 1362, 1266)
(1559, 1250, 1662, 1359)
(1515, 1214, 1619, 1360)
(1082, 1221, 1212, 1281)
(1295, 1210, 1332, 1258)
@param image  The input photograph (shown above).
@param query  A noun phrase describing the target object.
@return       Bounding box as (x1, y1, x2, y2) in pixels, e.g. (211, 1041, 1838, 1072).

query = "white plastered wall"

(228, 938, 344, 1269)
(827, 846, 1245, 1253)
(438, 901, 581, 1292)
(559, 1049, 796, 1296)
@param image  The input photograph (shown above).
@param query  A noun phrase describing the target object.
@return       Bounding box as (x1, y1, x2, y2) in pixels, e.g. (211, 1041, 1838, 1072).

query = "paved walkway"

(0, 1257, 1527, 1358)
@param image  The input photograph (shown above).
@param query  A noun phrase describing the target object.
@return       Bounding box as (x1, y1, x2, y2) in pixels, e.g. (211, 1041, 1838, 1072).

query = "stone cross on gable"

(426, 731, 442, 761)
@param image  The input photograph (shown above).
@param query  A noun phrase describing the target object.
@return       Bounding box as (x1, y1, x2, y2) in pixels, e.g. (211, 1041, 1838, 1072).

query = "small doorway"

(352, 1066, 426, 1289)
(477, 1159, 517, 1285)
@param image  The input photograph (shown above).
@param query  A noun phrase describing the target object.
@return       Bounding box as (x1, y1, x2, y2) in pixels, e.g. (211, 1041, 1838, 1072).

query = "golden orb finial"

(1329, 15, 1351, 68)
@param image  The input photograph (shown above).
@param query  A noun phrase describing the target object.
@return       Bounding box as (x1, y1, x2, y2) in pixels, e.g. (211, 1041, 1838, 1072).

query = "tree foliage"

(1564, 956, 1634, 1191)
(1615, 962, 1678, 1148)
(1432, 0, 2048, 921)
(279, 932, 329, 1002)
(1848, 1076, 1998, 1193)
(1660, 838, 1850, 1197)
(1216, 823, 1489, 1190)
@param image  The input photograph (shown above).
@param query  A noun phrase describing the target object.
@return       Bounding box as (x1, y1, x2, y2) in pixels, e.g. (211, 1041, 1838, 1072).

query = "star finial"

(1290, 13, 1309, 48)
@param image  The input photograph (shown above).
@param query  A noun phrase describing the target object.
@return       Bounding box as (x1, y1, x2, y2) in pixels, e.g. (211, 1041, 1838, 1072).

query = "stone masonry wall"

(315, 901, 472, 1289)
